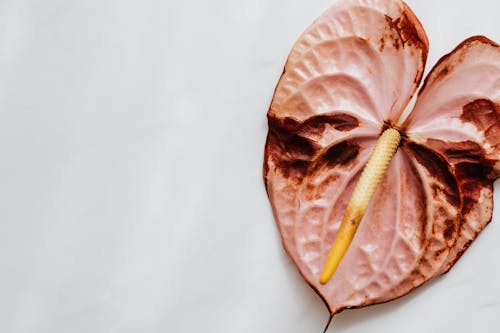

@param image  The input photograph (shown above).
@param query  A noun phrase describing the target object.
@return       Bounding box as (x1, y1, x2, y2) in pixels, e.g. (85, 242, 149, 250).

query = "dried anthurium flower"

(263, 0, 500, 325)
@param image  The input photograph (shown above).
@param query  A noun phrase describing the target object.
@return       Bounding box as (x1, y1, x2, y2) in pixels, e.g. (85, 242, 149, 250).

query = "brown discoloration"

(382, 6, 429, 58)
(448, 240, 473, 267)
(384, 15, 402, 50)
(397, 6, 429, 55)
(452, 151, 493, 178)
(423, 138, 495, 215)
(265, 116, 317, 182)
(300, 113, 359, 134)
(264, 113, 360, 182)
(455, 100, 500, 216)
(461, 99, 499, 128)
(435, 65, 450, 81)
(379, 36, 385, 52)
(455, 163, 493, 215)
(268, 113, 360, 135)
(461, 99, 500, 158)
(463, 35, 499, 48)
(413, 137, 496, 276)
(424, 138, 483, 161)
(443, 142, 484, 163)
(443, 219, 455, 240)
(404, 142, 460, 207)
(316, 141, 360, 169)
(434, 248, 445, 259)
(378, 5, 428, 87)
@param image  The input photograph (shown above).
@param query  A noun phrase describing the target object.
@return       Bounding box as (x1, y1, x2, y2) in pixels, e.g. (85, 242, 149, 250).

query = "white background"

(0, 0, 499, 332)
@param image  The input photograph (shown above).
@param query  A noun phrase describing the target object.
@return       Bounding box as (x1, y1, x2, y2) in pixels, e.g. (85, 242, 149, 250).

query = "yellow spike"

(319, 127, 401, 285)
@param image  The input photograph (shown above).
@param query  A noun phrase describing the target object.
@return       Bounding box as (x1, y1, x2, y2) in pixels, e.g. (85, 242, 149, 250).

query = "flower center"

(319, 127, 402, 284)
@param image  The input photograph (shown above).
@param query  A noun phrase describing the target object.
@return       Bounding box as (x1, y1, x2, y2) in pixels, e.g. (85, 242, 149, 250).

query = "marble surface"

(0, 0, 499, 332)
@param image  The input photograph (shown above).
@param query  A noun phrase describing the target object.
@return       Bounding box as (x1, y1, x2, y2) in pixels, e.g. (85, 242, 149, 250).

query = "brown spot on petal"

(300, 113, 359, 134)
(384, 15, 402, 50)
(397, 7, 428, 54)
(434, 249, 445, 258)
(404, 142, 460, 207)
(443, 219, 455, 240)
(380, 5, 428, 87)
(383, 6, 428, 58)
(461, 99, 500, 154)
(461, 99, 499, 125)
(268, 117, 316, 158)
(317, 140, 360, 169)
(455, 163, 493, 215)
(455, 162, 493, 182)
(443, 142, 484, 164)
(419, 138, 495, 216)
(265, 116, 317, 182)
(264, 113, 360, 182)
(379, 36, 385, 52)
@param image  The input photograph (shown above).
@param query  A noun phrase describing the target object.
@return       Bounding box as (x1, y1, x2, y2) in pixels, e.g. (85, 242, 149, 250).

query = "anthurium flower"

(264, 0, 499, 318)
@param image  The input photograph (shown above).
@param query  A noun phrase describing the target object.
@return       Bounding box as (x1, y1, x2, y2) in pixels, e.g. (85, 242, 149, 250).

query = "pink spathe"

(264, 0, 500, 315)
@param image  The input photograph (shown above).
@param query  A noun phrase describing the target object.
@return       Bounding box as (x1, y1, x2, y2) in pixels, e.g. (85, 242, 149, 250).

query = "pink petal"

(404, 37, 500, 276)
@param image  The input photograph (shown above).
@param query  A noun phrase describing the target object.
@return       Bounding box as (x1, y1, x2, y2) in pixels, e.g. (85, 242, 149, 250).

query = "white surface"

(0, 0, 498, 332)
